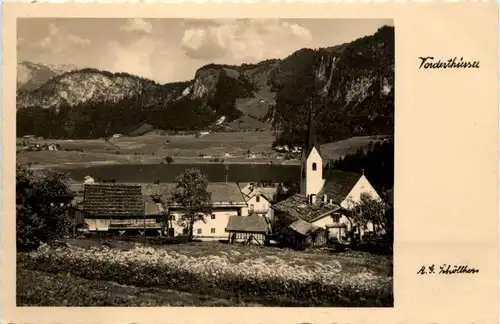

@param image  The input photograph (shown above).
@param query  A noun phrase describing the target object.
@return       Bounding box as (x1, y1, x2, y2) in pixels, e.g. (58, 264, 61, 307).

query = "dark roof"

(83, 184, 144, 217)
(142, 182, 247, 206)
(318, 170, 362, 204)
(303, 105, 321, 158)
(289, 219, 325, 236)
(73, 182, 247, 206)
(226, 215, 268, 233)
(271, 193, 339, 222)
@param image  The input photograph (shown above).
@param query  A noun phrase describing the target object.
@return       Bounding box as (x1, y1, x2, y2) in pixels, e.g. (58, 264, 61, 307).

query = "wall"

(247, 194, 270, 214)
(300, 147, 325, 197)
(169, 207, 244, 238)
(312, 214, 352, 232)
(340, 175, 382, 209)
(85, 217, 161, 231)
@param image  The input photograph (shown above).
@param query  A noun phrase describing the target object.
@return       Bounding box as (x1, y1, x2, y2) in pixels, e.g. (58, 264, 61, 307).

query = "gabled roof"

(318, 170, 362, 204)
(139, 182, 247, 206)
(83, 184, 144, 217)
(271, 193, 339, 223)
(244, 187, 276, 202)
(289, 219, 325, 236)
(76, 182, 247, 211)
(226, 215, 268, 233)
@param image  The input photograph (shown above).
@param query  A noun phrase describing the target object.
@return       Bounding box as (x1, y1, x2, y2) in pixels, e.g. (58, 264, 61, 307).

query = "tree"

(347, 192, 388, 241)
(170, 168, 213, 239)
(16, 163, 74, 251)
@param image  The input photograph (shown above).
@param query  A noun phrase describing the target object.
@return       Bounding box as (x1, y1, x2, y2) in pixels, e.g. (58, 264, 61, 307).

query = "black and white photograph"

(16, 17, 394, 307)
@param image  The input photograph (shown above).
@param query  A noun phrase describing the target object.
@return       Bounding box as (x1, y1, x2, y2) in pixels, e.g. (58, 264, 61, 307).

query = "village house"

(78, 183, 163, 235)
(71, 181, 252, 239)
(270, 110, 382, 247)
(226, 214, 269, 245)
(239, 182, 277, 231)
(142, 182, 249, 240)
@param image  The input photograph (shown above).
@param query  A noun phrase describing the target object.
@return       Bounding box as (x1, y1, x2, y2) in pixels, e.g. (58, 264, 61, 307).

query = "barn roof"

(226, 215, 268, 233)
(318, 170, 362, 204)
(271, 193, 339, 222)
(83, 184, 144, 217)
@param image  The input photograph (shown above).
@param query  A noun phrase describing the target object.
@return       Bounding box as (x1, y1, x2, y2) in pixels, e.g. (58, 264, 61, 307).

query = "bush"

(16, 163, 74, 251)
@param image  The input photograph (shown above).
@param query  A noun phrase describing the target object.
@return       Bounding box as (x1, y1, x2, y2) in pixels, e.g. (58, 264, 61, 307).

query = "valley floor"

(17, 132, 386, 170)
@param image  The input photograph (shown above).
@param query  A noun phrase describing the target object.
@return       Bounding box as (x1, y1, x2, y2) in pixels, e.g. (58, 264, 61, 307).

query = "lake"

(63, 163, 301, 184)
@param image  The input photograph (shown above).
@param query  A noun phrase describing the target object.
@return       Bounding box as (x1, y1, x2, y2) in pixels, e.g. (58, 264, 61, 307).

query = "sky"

(18, 18, 393, 84)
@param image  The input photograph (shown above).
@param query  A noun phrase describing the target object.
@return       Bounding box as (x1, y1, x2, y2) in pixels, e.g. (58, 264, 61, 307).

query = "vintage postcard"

(1, 2, 498, 324)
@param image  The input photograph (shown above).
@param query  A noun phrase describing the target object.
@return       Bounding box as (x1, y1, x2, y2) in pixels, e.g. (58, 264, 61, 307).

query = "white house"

(271, 110, 382, 241)
(142, 182, 249, 240)
(239, 183, 277, 231)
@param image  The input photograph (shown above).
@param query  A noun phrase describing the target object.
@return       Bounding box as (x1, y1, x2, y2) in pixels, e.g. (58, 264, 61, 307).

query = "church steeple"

(300, 97, 324, 198)
(303, 98, 321, 158)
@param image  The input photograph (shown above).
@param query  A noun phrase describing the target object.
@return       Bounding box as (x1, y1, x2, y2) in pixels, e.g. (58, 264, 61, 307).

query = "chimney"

(362, 169, 365, 175)
(323, 194, 328, 203)
(311, 194, 317, 204)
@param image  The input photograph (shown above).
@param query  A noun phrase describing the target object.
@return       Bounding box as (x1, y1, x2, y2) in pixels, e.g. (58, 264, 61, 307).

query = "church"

(270, 109, 382, 245)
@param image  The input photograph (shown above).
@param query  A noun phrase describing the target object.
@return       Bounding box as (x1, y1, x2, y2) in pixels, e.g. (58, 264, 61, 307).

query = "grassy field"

(17, 132, 387, 170)
(17, 268, 259, 306)
(18, 240, 393, 307)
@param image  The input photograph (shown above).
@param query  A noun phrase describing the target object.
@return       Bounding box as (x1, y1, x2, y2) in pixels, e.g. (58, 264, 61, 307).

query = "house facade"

(80, 183, 163, 235)
(239, 183, 277, 231)
(143, 182, 249, 240)
(71, 181, 252, 238)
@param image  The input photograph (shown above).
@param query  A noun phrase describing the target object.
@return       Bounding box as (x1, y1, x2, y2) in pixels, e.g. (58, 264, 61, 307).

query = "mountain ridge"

(17, 25, 394, 145)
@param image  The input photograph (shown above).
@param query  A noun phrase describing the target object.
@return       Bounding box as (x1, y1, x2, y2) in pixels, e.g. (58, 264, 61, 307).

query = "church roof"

(318, 170, 362, 204)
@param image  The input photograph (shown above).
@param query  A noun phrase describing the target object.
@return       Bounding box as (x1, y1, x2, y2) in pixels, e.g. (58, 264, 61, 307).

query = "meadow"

(17, 240, 393, 307)
(17, 131, 385, 170)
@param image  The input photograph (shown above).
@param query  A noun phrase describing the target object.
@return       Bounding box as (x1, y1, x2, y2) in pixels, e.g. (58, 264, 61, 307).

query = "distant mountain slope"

(16, 25, 394, 142)
(16, 68, 186, 110)
(17, 61, 77, 92)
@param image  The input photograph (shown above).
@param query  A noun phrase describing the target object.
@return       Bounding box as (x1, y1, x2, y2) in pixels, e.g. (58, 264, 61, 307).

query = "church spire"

(304, 98, 320, 157)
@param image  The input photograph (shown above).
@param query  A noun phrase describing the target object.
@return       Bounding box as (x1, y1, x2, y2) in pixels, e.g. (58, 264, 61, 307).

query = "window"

(256, 195, 260, 203)
(312, 162, 317, 171)
(211, 228, 216, 234)
(197, 228, 202, 234)
(170, 215, 176, 221)
(211, 214, 216, 219)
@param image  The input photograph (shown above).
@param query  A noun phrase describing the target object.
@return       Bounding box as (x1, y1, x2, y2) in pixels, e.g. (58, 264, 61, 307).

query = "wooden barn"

(281, 218, 328, 249)
(81, 183, 163, 235)
(226, 214, 269, 245)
